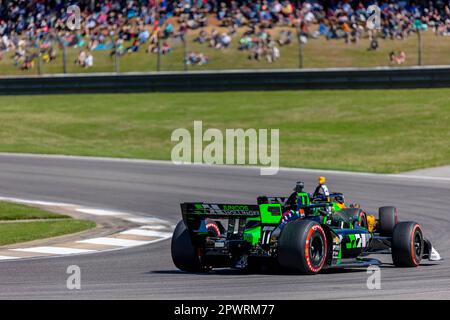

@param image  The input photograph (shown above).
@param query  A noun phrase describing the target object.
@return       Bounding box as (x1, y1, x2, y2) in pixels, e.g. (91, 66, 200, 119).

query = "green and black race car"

(171, 177, 441, 274)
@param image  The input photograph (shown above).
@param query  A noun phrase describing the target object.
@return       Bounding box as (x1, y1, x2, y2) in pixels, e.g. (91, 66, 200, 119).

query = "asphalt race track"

(0, 154, 449, 299)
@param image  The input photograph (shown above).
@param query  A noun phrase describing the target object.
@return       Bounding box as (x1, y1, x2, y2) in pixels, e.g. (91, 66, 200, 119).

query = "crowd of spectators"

(0, 1, 449, 71)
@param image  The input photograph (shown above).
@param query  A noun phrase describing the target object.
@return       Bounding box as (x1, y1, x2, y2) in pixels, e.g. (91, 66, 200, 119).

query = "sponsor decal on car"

(346, 233, 371, 249)
(194, 203, 260, 216)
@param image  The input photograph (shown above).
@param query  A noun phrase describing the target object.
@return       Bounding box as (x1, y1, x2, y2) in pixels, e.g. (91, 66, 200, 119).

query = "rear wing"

(181, 202, 262, 239)
(181, 202, 260, 219)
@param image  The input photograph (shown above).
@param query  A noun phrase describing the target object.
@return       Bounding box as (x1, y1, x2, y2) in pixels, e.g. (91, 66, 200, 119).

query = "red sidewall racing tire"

(357, 211, 368, 228)
(392, 221, 423, 267)
(278, 220, 328, 274)
(379, 206, 398, 236)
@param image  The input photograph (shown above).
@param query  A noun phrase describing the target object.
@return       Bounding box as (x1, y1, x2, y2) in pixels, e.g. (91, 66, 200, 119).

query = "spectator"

(368, 38, 379, 51)
(138, 28, 150, 43)
(126, 39, 140, 53)
(389, 50, 407, 65)
(163, 23, 174, 39)
(219, 33, 231, 49)
(85, 52, 94, 68)
(267, 45, 280, 63)
(194, 30, 208, 44)
(277, 30, 293, 46)
(161, 42, 172, 55)
(76, 50, 87, 67)
(21, 53, 37, 71)
(186, 51, 209, 65)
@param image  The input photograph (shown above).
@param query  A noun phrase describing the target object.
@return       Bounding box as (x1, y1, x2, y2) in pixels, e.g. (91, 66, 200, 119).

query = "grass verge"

(0, 202, 95, 246)
(0, 89, 449, 173)
(0, 201, 69, 221)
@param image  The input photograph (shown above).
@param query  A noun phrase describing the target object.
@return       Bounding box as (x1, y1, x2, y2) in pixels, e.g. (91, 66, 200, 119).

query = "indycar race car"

(171, 177, 441, 274)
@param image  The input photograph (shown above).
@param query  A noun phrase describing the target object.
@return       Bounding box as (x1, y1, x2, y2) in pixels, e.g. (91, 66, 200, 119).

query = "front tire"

(171, 220, 203, 272)
(392, 222, 423, 267)
(278, 220, 328, 274)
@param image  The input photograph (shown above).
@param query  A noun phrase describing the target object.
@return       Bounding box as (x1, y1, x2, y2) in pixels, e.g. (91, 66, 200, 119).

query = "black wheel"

(171, 220, 203, 272)
(379, 206, 398, 236)
(278, 220, 328, 274)
(339, 208, 367, 228)
(392, 222, 423, 267)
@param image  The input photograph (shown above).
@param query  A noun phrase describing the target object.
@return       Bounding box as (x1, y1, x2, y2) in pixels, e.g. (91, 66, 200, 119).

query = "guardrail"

(1, 66, 449, 95)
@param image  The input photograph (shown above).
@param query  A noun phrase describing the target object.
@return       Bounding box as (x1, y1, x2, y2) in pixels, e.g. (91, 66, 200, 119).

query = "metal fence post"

(113, 36, 120, 73)
(115, 51, 120, 73)
(182, 33, 188, 71)
(413, 20, 423, 66)
(157, 33, 161, 72)
(36, 38, 42, 75)
(115, 50, 120, 73)
(62, 43, 68, 74)
(299, 40, 304, 69)
(417, 30, 422, 66)
(297, 27, 304, 69)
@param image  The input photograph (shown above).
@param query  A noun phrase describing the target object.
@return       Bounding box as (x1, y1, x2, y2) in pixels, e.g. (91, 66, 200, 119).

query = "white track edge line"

(0, 195, 174, 262)
(0, 235, 172, 263)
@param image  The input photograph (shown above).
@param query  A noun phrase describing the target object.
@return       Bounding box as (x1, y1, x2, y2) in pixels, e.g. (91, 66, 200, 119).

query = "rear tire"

(171, 220, 203, 272)
(392, 222, 423, 267)
(278, 220, 328, 274)
(379, 206, 398, 236)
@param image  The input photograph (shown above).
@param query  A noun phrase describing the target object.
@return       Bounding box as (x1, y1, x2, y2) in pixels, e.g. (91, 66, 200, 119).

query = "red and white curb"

(0, 196, 174, 261)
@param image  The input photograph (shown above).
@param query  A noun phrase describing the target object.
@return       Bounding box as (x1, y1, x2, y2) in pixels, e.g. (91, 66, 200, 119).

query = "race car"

(171, 177, 441, 274)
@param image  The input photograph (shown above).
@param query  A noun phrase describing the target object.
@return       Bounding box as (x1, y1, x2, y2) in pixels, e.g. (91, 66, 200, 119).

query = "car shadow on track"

(149, 267, 368, 276)
(149, 261, 440, 276)
(378, 262, 441, 268)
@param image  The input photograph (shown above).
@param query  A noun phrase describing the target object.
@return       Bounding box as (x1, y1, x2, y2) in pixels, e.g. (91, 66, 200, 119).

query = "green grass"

(0, 89, 449, 173)
(0, 220, 95, 246)
(0, 29, 449, 75)
(0, 201, 95, 246)
(0, 201, 69, 221)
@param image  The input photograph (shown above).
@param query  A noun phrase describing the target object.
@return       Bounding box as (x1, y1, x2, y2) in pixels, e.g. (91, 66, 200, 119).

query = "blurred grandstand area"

(0, 0, 449, 75)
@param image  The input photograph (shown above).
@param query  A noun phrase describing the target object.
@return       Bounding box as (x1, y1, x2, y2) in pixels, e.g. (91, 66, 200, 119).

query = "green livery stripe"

(346, 234, 356, 249)
(296, 192, 310, 206)
(259, 204, 282, 224)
